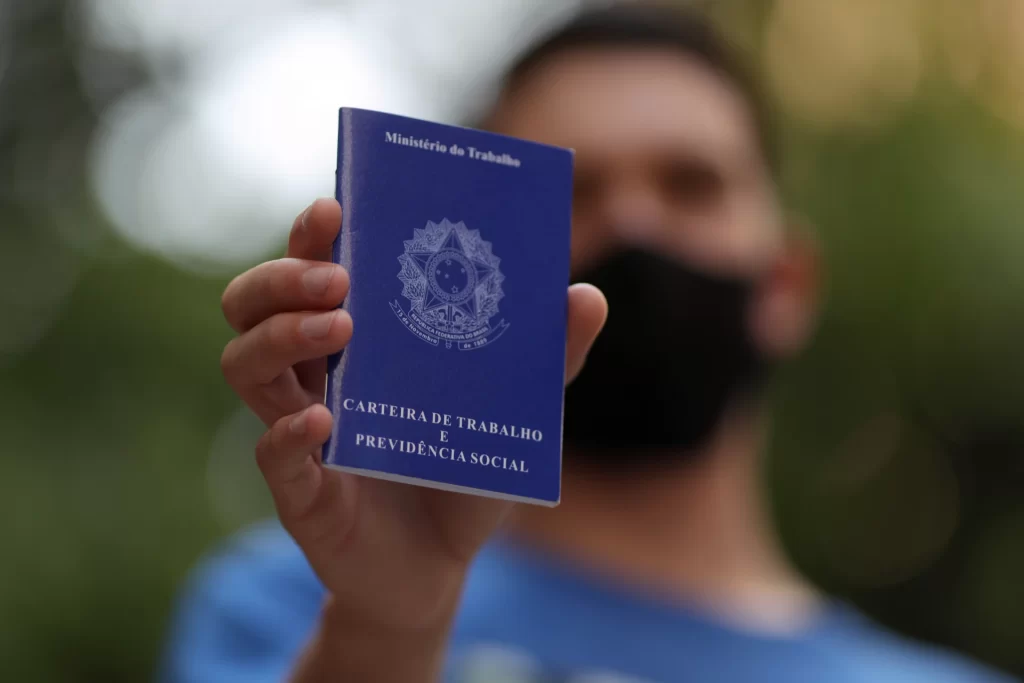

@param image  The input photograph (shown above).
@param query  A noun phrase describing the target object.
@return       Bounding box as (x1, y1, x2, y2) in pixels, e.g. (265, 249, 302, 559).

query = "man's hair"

(490, 2, 778, 174)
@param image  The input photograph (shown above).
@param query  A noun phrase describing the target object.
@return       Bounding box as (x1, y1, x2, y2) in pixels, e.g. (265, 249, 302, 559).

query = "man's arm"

(218, 198, 607, 683)
(290, 593, 460, 683)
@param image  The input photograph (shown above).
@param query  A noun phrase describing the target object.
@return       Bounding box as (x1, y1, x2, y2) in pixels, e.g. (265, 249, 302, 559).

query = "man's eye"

(663, 162, 724, 207)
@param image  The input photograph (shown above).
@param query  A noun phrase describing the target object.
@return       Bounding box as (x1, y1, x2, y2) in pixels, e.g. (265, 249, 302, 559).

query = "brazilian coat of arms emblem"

(390, 219, 510, 350)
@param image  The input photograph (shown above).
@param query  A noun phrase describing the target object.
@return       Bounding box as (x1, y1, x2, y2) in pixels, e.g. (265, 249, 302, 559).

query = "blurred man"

(162, 4, 1014, 682)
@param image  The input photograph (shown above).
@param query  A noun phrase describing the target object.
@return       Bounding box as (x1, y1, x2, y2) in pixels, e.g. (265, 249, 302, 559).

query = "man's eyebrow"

(651, 146, 732, 173)
(669, 141, 765, 173)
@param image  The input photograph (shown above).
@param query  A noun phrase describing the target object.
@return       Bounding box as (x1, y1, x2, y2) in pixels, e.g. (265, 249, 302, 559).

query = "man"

(162, 4, 1014, 682)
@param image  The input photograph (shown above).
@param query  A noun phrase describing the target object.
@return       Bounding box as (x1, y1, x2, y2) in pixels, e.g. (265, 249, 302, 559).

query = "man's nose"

(600, 183, 667, 245)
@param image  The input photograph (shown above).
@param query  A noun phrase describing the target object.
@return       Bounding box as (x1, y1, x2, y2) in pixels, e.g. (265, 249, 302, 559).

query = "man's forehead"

(494, 48, 762, 171)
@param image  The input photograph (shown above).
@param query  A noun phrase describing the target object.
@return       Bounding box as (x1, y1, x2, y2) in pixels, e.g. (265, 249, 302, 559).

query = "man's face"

(489, 48, 815, 357)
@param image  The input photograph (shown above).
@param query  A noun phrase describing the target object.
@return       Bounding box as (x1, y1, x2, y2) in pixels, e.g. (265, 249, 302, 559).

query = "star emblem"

(403, 226, 496, 323)
(394, 219, 509, 349)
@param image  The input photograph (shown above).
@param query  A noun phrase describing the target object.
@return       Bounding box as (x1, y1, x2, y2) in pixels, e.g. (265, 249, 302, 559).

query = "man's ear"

(749, 216, 822, 358)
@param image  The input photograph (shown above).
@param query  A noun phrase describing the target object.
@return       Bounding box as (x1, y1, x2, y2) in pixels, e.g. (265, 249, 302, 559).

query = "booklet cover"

(323, 107, 573, 505)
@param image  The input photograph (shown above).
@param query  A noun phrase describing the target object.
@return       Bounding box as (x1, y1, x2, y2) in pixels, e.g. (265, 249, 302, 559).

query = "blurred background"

(2, 0, 1024, 680)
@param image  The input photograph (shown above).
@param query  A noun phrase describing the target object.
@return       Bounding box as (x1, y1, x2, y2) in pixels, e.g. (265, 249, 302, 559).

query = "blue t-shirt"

(159, 521, 1015, 683)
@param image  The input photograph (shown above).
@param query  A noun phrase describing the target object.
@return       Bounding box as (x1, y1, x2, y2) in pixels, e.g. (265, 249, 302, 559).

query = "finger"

(222, 258, 350, 333)
(221, 308, 353, 396)
(256, 404, 352, 530)
(564, 283, 607, 384)
(287, 198, 342, 262)
(244, 368, 314, 429)
(294, 356, 329, 403)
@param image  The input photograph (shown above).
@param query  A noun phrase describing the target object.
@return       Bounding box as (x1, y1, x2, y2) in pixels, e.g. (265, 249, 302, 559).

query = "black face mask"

(563, 246, 770, 468)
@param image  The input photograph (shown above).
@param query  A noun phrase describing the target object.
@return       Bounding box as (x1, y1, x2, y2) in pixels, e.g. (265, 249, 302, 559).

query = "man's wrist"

(290, 588, 462, 683)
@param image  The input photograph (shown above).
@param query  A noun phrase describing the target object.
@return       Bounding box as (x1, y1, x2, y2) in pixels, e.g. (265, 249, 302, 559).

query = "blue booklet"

(323, 108, 573, 505)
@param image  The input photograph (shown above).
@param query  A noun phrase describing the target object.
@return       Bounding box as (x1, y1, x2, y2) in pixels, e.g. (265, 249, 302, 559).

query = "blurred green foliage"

(1, 1, 1023, 681)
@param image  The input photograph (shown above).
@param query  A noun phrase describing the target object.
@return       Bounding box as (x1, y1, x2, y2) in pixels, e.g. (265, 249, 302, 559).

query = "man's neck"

(505, 407, 821, 635)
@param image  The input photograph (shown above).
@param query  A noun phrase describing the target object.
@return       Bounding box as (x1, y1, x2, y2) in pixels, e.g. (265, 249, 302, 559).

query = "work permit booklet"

(322, 107, 574, 505)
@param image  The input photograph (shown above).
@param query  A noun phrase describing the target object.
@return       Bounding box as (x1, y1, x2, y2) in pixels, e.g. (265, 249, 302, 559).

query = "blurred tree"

(0, 2, 247, 680)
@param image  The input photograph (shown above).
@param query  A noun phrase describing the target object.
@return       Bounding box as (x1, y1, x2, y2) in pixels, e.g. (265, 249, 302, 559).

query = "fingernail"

(300, 204, 313, 230)
(300, 311, 336, 339)
(290, 408, 310, 435)
(302, 265, 335, 295)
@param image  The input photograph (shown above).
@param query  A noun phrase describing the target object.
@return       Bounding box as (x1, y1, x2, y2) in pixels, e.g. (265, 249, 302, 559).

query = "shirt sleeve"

(157, 523, 325, 683)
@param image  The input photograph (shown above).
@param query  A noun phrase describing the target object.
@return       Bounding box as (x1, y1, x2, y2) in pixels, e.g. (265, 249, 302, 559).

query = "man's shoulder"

(160, 521, 325, 682)
(450, 551, 1018, 683)
(820, 607, 1016, 683)
(185, 520, 321, 604)
(454, 542, 563, 628)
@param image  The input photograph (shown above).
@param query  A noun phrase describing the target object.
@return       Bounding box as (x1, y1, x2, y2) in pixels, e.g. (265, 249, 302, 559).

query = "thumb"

(564, 283, 608, 384)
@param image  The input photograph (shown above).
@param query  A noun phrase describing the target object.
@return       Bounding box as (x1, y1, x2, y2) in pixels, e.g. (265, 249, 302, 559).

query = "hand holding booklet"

(323, 108, 574, 505)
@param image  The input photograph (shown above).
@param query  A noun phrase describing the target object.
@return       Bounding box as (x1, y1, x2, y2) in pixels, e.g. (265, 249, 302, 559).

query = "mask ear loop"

(746, 218, 821, 362)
